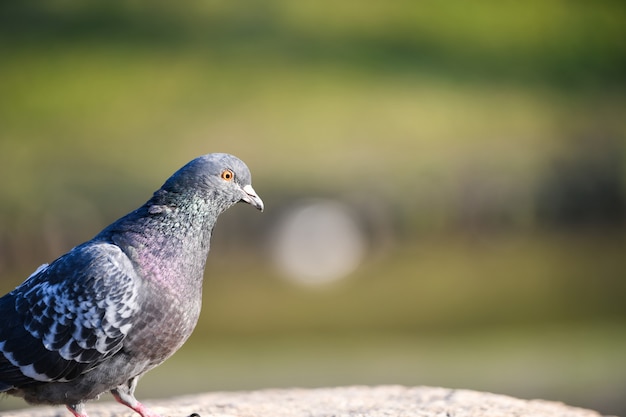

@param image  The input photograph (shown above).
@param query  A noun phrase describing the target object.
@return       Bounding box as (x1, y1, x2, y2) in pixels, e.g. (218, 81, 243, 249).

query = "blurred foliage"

(1, 0, 625, 415)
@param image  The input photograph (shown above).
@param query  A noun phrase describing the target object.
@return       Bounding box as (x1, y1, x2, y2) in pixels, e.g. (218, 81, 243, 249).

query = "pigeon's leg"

(111, 377, 162, 417)
(66, 403, 89, 417)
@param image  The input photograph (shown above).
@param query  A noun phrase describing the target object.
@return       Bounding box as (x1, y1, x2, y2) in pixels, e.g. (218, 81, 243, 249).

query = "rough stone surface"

(0, 386, 612, 417)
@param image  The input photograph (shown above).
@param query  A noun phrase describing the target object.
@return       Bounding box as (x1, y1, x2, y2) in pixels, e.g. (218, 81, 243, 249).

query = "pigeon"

(0, 153, 264, 417)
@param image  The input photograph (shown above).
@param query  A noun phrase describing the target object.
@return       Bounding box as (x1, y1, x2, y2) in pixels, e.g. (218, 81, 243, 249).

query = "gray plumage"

(0, 153, 263, 417)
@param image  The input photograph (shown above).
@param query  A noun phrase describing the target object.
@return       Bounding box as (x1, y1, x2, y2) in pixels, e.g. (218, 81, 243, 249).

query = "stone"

(0, 386, 612, 417)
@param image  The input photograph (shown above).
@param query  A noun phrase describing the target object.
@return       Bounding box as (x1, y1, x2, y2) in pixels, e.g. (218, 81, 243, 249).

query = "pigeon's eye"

(221, 169, 234, 181)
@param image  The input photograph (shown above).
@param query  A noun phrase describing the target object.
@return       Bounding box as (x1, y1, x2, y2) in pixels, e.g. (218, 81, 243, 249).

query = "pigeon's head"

(160, 153, 264, 213)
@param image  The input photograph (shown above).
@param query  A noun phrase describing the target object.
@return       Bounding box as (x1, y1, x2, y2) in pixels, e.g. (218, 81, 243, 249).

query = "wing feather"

(0, 242, 141, 388)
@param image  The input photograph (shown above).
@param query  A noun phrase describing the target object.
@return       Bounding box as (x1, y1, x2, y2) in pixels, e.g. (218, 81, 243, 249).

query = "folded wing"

(0, 243, 140, 389)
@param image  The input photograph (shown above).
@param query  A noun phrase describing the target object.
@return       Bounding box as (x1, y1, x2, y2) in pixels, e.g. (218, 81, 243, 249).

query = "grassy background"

(1, 1, 625, 415)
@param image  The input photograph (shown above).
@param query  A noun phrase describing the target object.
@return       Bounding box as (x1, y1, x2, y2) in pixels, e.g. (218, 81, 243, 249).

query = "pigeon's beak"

(241, 184, 264, 212)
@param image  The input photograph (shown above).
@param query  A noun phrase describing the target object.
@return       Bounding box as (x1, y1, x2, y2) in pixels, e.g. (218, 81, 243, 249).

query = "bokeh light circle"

(271, 200, 366, 285)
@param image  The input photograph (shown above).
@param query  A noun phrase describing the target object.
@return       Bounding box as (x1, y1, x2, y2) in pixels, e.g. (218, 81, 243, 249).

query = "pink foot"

(112, 394, 163, 417)
(129, 401, 164, 417)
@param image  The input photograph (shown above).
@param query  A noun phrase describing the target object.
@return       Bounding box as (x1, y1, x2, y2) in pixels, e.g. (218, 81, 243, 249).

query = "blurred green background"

(1, 1, 625, 415)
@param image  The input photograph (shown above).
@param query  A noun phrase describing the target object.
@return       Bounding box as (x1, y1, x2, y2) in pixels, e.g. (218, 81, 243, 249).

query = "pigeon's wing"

(0, 242, 140, 388)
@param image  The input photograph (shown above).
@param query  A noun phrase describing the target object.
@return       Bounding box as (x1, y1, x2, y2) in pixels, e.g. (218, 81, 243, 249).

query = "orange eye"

(221, 169, 234, 181)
